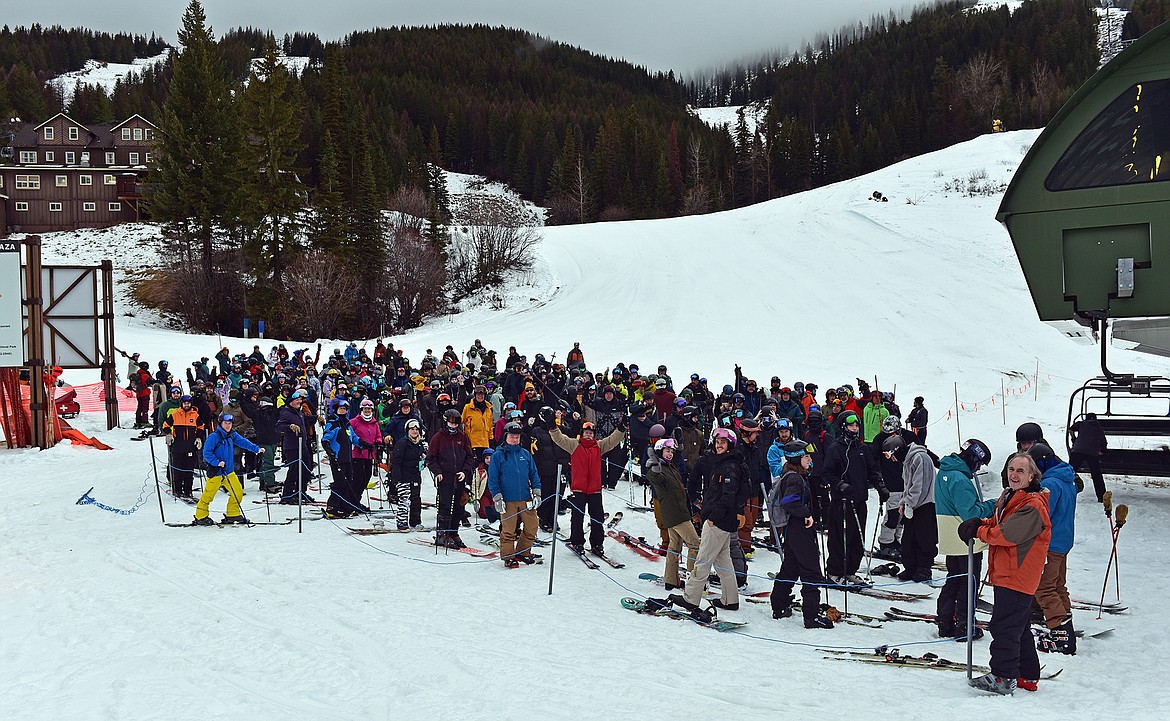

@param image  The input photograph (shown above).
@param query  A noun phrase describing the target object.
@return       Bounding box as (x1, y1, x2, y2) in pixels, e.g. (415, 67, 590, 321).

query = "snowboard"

(620, 597, 747, 631)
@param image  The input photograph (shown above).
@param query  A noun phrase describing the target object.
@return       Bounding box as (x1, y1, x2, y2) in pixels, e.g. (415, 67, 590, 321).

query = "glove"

(835, 481, 851, 494)
(903, 504, 914, 520)
(737, 514, 746, 529)
(531, 490, 541, 507)
(957, 518, 982, 543)
(876, 484, 890, 503)
(164, 435, 174, 446)
(194, 438, 203, 450)
(493, 494, 504, 510)
(290, 424, 302, 435)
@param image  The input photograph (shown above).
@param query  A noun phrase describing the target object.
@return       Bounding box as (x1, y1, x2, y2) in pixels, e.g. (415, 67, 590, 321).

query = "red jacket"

(652, 388, 677, 422)
(550, 427, 625, 494)
(976, 487, 1051, 595)
(133, 368, 152, 398)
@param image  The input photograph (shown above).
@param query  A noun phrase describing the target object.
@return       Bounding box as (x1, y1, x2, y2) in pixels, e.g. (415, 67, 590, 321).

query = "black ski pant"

(900, 503, 938, 579)
(536, 461, 561, 528)
(170, 440, 197, 496)
(936, 551, 983, 635)
(602, 446, 627, 489)
(352, 457, 373, 508)
(988, 585, 1042, 681)
(825, 495, 866, 577)
(809, 476, 830, 528)
(436, 480, 465, 535)
(282, 452, 313, 500)
(568, 491, 605, 551)
(1069, 451, 1107, 502)
(771, 521, 827, 621)
(327, 460, 356, 512)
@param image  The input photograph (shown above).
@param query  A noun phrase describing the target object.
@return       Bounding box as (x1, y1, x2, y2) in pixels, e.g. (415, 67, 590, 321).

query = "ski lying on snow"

(475, 524, 551, 546)
(977, 597, 1127, 615)
(405, 536, 498, 558)
(610, 530, 663, 560)
(768, 573, 929, 602)
(742, 599, 883, 627)
(620, 597, 747, 631)
(162, 520, 296, 527)
(347, 526, 413, 535)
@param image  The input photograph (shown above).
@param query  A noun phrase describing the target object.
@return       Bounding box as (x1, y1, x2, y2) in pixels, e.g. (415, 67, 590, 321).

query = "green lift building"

(996, 21, 1170, 477)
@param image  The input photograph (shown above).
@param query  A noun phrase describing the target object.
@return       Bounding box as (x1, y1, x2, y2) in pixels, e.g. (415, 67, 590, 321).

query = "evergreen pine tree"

(239, 36, 307, 323)
(148, 0, 247, 285)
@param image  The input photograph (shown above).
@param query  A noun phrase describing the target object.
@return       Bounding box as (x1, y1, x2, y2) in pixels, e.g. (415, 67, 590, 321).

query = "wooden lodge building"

(0, 113, 157, 237)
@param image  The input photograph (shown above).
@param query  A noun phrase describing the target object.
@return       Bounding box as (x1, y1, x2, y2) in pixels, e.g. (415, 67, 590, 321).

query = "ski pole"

(1098, 492, 1116, 617)
(1099, 503, 1128, 617)
(864, 498, 882, 579)
(297, 440, 303, 534)
(966, 537, 975, 680)
(548, 466, 563, 595)
(1114, 503, 1127, 602)
(148, 435, 166, 524)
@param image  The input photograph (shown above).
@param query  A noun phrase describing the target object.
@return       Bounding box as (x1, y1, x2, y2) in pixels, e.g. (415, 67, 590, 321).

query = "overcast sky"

(9, 0, 924, 75)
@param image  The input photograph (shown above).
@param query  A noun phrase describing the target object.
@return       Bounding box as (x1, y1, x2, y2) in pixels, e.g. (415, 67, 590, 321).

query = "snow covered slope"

(11, 130, 1168, 717)
(48, 50, 170, 105)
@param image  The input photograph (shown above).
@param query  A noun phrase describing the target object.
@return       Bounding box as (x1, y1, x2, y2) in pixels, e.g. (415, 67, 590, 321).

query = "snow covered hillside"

(48, 50, 170, 105)
(692, 100, 770, 136)
(8, 130, 1168, 717)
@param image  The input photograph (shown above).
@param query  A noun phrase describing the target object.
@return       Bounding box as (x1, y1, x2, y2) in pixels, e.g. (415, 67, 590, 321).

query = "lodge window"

(106, 152, 116, 165)
(49, 202, 63, 212)
(56, 175, 68, 187)
(80, 175, 92, 186)
(104, 175, 116, 185)
(19, 151, 36, 164)
(1047, 79, 1170, 190)
(145, 129, 154, 140)
(133, 128, 143, 140)
(44, 127, 54, 140)
(122, 128, 131, 140)
(69, 127, 79, 141)
(83, 202, 96, 212)
(65, 151, 76, 164)
(45, 151, 55, 162)
(109, 202, 121, 211)
(15, 201, 29, 211)
(15, 175, 40, 190)
(145, 152, 153, 164)
(129, 152, 140, 165)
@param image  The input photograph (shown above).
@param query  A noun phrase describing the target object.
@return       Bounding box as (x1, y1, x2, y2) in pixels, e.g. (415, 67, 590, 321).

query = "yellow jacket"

(461, 400, 494, 448)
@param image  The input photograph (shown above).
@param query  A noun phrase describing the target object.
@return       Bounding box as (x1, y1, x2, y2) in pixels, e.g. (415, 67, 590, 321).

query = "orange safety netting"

(1, 370, 117, 450)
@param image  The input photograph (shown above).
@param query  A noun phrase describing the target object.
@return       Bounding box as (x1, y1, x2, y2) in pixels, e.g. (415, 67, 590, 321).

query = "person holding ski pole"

(822, 412, 885, 586)
(767, 439, 835, 628)
(959, 451, 1051, 695)
(193, 413, 265, 525)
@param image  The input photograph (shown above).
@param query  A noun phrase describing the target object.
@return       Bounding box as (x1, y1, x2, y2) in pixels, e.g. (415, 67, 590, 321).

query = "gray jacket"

(901, 443, 935, 512)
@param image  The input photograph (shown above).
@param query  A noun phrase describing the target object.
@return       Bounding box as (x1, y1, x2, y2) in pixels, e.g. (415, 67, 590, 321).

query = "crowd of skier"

(120, 337, 1112, 696)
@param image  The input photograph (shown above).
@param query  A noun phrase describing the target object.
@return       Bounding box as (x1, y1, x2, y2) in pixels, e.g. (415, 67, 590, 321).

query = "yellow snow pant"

(194, 472, 245, 519)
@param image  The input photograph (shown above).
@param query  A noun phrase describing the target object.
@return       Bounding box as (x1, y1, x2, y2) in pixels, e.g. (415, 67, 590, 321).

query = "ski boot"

(1042, 618, 1077, 655)
(667, 594, 714, 624)
(804, 615, 835, 629)
(503, 558, 520, 569)
(191, 516, 216, 527)
(873, 543, 902, 561)
(1016, 678, 1039, 692)
(954, 626, 984, 642)
(711, 599, 740, 612)
(221, 515, 250, 525)
(517, 553, 542, 565)
(968, 673, 1015, 695)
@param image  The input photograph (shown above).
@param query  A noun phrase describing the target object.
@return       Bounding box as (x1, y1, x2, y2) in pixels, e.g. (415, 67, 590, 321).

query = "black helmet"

(138, 361, 149, 370)
(958, 439, 991, 472)
(443, 408, 462, 423)
(1015, 422, 1044, 444)
(732, 392, 746, 403)
(679, 405, 699, 422)
(503, 421, 523, 435)
(1027, 442, 1058, 473)
(882, 434, 907, 460)
(538, 406, 555, 425)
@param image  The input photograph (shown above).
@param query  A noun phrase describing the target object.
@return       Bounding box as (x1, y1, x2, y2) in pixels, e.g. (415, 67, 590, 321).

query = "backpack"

(129, 372, 143, 393)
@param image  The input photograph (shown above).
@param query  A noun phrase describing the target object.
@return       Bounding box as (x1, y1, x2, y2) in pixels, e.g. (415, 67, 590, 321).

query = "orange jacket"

(163, 407, 205, 443)
(976, 487, 1051, 595)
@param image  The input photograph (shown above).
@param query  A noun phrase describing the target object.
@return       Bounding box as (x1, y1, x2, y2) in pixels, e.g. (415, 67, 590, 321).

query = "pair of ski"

(766, 572, 931, 602)
(886, 606, 1114, 638)
(405, 536, 498, 558)
(620, 597, 748, 632)
(820, 648, 1064, 679)
(608, 529, 664, 560)
(975, 597, 1128, 615)
(557, 512, 628, 569)
(165, 518, 295, 528)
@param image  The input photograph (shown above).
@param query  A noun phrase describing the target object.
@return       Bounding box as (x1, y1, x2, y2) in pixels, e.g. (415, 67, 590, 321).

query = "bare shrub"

(279, 250, 352, 340)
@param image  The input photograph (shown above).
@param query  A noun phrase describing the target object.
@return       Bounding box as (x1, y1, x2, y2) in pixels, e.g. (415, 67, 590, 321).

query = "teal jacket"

(934, 454, 995, 555)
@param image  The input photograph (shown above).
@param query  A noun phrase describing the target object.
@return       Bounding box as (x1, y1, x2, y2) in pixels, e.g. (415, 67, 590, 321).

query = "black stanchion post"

(966, 537, 975, 680)
(547, 467, 563, 596)
(148, 435, 166, 524)
(297, 441, 304, 534)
